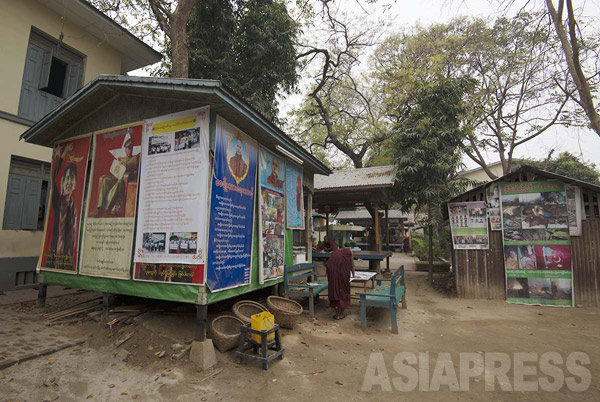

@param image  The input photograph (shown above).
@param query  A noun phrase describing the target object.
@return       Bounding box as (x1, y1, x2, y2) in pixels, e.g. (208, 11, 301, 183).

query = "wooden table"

(350, 271, 377, 293)
(312, 250, 393, 274)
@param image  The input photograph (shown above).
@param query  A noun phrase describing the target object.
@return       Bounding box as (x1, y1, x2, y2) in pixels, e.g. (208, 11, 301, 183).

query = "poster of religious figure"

(79, 123, 142, 279)
(206, 117, 258, 292)
(285, 161, 304, 230)
(258, 147, 286, 283)
(133, 107, 210, 285)
(38, 134, 91, 273)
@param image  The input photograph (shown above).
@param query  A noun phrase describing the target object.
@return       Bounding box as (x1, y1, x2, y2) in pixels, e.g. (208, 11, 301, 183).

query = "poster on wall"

(38, 134, 92, 273)
(258, 147, 286, 283)
(500, 181, 573, 307)
(566, 185, 582, 236)
(448, 201, 489, 249)
(285, 161, 304, 230)
(486, 184, 502, 231)
(79, 124, 142, 279)
(134, 263, 205, 284)
(206, 117, 258, 292)
(133, 107, 210, 285)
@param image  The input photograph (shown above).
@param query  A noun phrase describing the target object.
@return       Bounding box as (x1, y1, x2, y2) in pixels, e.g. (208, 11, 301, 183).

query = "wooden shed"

(446, 166, 600, 307)
(20, 75, 331, 339)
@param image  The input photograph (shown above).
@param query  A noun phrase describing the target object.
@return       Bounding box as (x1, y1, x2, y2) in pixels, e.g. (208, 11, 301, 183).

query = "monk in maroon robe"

(325, 239, 355, 320)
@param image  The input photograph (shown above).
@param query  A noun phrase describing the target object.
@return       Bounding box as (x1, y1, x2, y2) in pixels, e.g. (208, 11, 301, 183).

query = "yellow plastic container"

(250, 311, 275, 343)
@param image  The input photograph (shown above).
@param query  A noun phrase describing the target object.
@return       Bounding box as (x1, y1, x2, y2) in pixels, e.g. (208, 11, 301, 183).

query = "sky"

(129, 0, 600, 171)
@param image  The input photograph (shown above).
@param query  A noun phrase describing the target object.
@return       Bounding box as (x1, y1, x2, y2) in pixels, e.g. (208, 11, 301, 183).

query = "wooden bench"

(283, 263, 328, 317)
(358, 265, 407, 334)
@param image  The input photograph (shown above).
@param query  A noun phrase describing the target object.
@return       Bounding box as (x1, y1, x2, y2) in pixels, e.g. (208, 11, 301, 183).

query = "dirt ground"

(1, 268, 599, 402)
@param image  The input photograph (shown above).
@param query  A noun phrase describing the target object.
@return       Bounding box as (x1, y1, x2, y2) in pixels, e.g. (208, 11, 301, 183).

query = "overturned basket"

(267, 296, 303, 329)
(209, 315, 244, 352)
(233, 300, 269, 324)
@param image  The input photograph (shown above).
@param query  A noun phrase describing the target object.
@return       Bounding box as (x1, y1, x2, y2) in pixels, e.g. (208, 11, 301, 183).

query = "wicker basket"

(209, 315, 244, 352)
(232, 301, 269, 324)
(267, 296, 303, 329)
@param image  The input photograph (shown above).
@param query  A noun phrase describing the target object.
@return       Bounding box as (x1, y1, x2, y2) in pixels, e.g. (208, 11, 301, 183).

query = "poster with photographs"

(500, 181, 573, 307)
(486, 184, 502, 230)
(258, 147, 286, 283)
(79, 124, 142, 279)
(133, 107, 210, 282)
(448, 201, 489, 249)
(39, 134, 92, 273)
(285, 161, 304, 229)
(566, 185, 582, 236)
(206, 117, 258, 292)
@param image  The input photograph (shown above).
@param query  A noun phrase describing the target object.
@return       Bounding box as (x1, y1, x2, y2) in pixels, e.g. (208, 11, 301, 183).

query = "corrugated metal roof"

(335, 209, 409, 220)
(20, 75, 331, 175)
(314, 166, 397, 191)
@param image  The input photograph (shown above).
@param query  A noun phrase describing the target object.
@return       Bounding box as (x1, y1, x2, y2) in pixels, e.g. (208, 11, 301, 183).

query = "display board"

(486, 184, 502, 231)
(258, 147, 286, 283)
(500, 181, 573, 306)
(206, 117, 258, 292)
(39, 134, 92, 273)
(448, 201, 489, 249)
(566, 184, 582, 236)
(285, 161, 304, 230)
(79, 124, 142, 279)
(133, 107, 210, 285)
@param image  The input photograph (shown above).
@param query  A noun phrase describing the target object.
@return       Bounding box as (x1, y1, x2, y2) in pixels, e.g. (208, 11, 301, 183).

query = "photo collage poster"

(79, 123, 142, 279)
(39, 134, 92, 274)
(206, 117, 258, 292)
(500, 181, 573, 306)
(447, 201, 489, 249)
(486, 184, 502, 231)
(285, 160, 304, 230)
(258, 147, 286, 283)
(133, 107, 210, 285)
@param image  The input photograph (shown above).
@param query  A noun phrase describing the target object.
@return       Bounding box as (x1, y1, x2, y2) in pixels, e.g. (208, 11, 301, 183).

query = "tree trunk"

(428, 204, 433, 285)
(170, 16, 189, 78)
(546, 0, 600, 138)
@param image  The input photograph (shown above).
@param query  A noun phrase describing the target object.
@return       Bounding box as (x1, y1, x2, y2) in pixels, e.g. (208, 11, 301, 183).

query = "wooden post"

(37, 284, 47, 308)
(385, 207, 390, 271)
(326, 213, 329, 237)
(374, 207, 381, 274)
(306, 193, 313, 262)
(195, 304, 208, 342)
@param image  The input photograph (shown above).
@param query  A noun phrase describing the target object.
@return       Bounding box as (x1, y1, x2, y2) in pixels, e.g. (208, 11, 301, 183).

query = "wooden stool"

(235, 323, 284, 370)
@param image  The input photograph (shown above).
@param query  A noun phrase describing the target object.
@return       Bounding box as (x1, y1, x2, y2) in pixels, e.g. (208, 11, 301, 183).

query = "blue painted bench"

(358, 265, 407, 334)
(283, 263, 328, 317)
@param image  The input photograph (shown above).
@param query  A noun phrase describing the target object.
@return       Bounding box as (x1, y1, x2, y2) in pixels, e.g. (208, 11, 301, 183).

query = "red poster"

(39, 134, 91, 273)
(134, 263, 205, 285)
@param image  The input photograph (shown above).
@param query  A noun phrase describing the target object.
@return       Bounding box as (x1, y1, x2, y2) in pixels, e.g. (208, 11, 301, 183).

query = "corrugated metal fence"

(572, 220, 600, 307)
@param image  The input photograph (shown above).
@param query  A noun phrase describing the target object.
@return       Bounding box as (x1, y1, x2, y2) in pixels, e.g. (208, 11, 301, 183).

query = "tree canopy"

(517, 151, 600, 184)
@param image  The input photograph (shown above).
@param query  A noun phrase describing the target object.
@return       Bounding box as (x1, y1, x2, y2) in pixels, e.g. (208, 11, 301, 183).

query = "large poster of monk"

(38, 134, 91, 273)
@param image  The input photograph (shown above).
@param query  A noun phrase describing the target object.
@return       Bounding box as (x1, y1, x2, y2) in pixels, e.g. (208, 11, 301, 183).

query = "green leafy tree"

(187, 0, 299, 121)
(392, 77, 472, 284)
(517, 151, 600, 184)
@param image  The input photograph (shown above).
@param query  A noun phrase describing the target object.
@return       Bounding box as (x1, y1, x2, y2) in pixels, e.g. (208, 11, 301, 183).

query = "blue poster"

(286, 161, 304, 229)
(206, 117, 257, 292)
(258, 148, 286, 283)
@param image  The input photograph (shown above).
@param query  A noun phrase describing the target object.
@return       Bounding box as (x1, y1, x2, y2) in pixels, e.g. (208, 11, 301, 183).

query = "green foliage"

(187, 0, 299, 122)
(517, 152, 600, 184)
(392, 77, 472, 222)
(411, 235, 445, 261)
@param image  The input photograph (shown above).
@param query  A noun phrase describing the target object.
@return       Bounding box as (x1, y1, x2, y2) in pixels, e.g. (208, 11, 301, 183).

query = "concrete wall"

(0, 0, 123, 276)
(461, 164, 506, 190)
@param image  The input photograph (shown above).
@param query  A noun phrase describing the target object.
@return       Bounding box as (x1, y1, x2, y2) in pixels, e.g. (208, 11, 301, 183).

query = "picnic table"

(312, 250, 393, 274)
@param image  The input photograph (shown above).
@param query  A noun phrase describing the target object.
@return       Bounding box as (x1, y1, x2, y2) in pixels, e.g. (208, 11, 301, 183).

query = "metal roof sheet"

(314, 166, 397, 191)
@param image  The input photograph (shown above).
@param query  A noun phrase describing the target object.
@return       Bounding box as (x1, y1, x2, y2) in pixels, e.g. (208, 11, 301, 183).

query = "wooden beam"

(306, 193, 313, 263)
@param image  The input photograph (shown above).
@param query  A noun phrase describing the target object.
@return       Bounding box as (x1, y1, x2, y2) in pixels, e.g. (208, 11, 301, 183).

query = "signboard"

(448, 201, 489, 249)
(486, 184, 502, 231)
(79, 124, 142, 279)
(285, 161, 304, 229)
(39, 134, 91, 273)
(500, 181, 573, 306)
(566, 184, 582, 236)
(258, 147, 286, 283)
(206, 117, 258, 292)
(133, 107, 210, 285)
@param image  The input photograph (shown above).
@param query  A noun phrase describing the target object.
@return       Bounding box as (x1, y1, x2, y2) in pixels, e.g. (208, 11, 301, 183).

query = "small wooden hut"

(446, 166, 600, 307)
